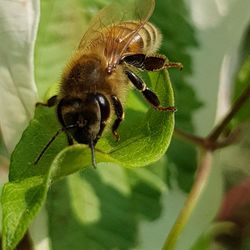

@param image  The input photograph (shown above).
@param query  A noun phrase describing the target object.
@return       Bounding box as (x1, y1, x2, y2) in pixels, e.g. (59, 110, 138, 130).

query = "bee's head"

(59, 95, 100, 144)
(57, 93, 110, 167)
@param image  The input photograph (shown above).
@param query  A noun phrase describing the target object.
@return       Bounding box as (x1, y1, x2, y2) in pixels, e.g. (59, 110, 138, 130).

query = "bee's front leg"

(66, 133, 74, 146)
(36, 95, 58, 107)
(111, 95, 124, 141)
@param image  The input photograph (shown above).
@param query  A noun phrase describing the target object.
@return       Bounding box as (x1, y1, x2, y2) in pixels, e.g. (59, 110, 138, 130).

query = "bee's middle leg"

(125, 70, 176, 112)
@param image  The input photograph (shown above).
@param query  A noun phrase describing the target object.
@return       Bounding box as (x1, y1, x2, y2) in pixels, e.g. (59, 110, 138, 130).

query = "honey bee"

(35, 0, 182, 167)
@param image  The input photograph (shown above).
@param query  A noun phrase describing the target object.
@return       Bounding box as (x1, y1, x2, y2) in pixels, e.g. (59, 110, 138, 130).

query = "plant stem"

(174, 128, 204, 147)
(208, 83, 250, 141)
(162, 150, 212, 250)
(175, 83, 250, 150)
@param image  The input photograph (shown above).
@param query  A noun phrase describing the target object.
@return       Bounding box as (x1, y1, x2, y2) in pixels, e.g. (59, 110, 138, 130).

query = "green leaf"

(1, 177, 46, 250)
(1, 69, 174, 249)
(1, 107, 67, 250)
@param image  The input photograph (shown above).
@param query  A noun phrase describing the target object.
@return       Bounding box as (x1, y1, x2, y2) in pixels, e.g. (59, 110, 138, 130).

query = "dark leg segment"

(111, 95, 124, 141)
(36, 95, 58, 107)
(95, 122, 106, 143)
(143, 56, 183, 71)
(121, 54, 146, 68)
(66, 133, 74, 145)
(125, 70, 176, 112)
(122, 54, 183, 71)
(143, 56, 165, 71)
(142, 89, 176, 111)
(125, 70, 145, 90)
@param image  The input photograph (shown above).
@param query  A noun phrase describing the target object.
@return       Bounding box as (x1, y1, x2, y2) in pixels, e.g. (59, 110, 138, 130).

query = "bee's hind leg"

(125, 69, 176, 112)
(142, 55, 183, 71)
(111, 95, 124, 141)
(36, 95, 58, 107)
(122, 54, 183, 71)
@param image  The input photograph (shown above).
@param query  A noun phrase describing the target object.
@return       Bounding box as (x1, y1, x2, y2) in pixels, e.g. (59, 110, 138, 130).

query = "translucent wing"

(78, 0, 155, 72)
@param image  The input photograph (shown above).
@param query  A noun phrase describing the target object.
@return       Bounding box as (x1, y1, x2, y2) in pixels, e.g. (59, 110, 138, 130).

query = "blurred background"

(0, 0, 250, 249)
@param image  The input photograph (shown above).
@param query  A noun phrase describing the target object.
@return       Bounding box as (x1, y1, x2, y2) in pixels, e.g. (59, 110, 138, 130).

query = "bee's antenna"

(34, 124, 76, 165)
(89, 138, 97, 169)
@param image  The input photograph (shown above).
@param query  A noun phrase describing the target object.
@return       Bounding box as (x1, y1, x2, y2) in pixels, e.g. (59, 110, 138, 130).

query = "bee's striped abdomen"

(117, 21, 162, 54)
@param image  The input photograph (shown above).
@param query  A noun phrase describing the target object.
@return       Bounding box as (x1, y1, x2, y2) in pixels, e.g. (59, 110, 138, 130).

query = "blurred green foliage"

(231, 25, 250, 128)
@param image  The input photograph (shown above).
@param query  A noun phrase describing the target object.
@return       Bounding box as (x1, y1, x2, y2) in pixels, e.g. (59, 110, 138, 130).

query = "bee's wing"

(78, 0, 155, 69)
